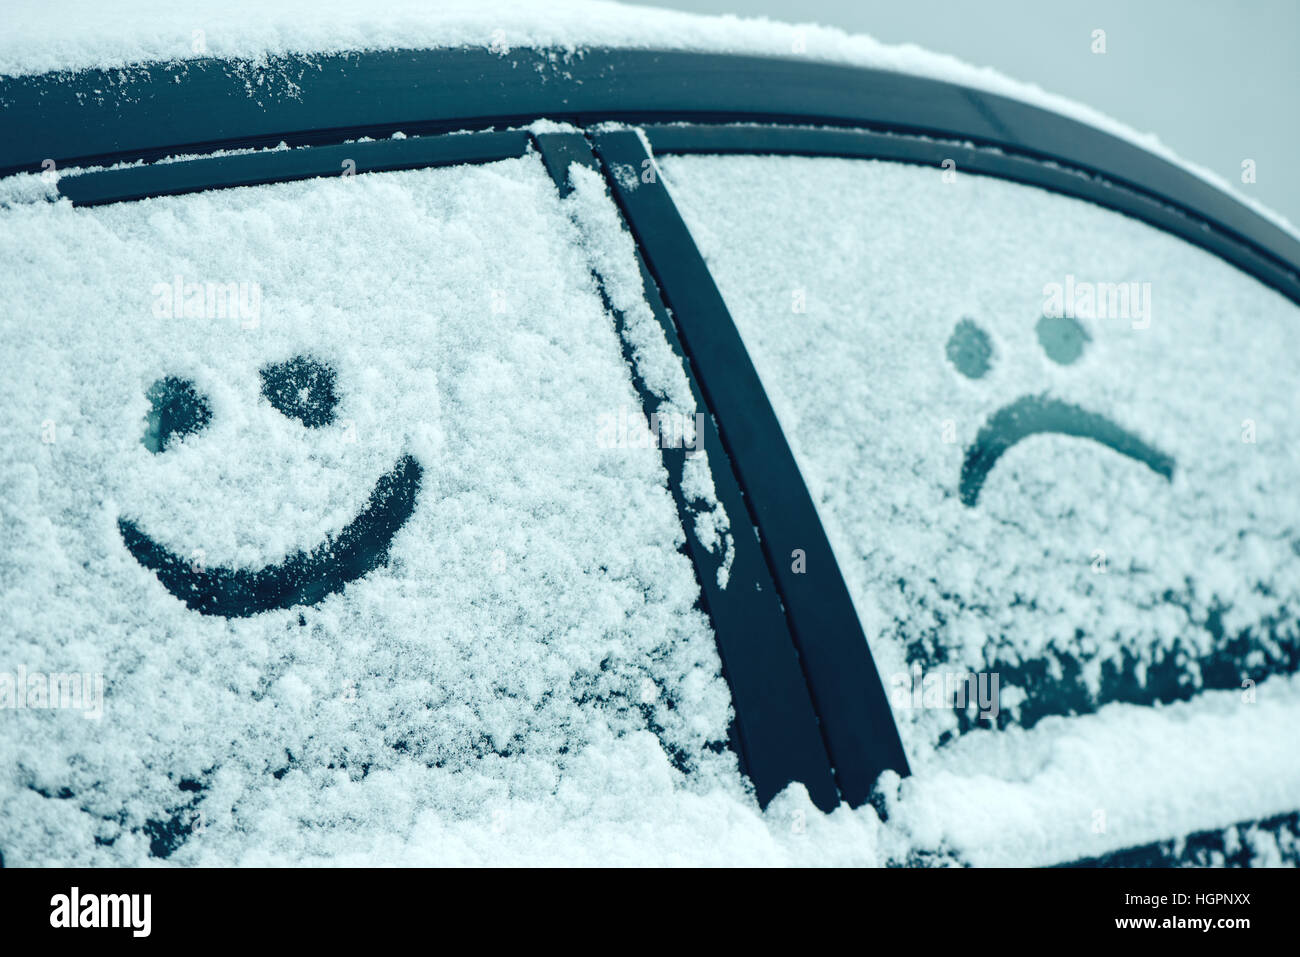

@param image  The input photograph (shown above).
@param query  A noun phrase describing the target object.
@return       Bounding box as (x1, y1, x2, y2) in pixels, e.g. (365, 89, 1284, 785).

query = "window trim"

(592, 128, 912, 807)
(534, 131, 843, 812)
(57, 131, 532, 206)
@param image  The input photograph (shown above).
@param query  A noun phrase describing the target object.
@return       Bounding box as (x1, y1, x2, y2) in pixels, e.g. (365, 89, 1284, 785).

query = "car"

(1, 1, 1297, 868)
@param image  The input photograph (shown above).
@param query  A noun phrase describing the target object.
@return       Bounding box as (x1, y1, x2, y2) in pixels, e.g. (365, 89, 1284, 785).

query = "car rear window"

(0, 154, 737, 864)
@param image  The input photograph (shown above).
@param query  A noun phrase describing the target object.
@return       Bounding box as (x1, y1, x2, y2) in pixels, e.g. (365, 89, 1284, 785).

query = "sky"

(638, 0, 1300, 228)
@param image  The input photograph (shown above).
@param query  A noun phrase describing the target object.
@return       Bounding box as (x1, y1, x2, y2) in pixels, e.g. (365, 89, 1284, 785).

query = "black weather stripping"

(533, 130, 840, 812)
(58, 131, 531, 207)
(592, 128, 911, 807)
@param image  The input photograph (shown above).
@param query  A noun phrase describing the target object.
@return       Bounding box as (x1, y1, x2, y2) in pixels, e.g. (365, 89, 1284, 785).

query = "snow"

(182, 673, 1300, 865)
(2, 143, 1300, 868)
(660, 151, 1300, 852)
(2, 104, 1296, 865)
(562, 162, 735, 588)
(0, 0, 1292, 240)
(882, 674, 1300, 867)
(0, 155, 741, 864)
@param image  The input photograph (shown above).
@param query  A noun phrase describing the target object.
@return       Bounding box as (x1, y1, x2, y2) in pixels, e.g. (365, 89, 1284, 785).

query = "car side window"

(659, 152, 1300, 754)
(0, 154, 736, 863)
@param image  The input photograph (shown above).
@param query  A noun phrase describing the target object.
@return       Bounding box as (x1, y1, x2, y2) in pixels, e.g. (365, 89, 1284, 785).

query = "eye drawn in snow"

(949, 317, 1175, 507)
(118, 357, 422, 618)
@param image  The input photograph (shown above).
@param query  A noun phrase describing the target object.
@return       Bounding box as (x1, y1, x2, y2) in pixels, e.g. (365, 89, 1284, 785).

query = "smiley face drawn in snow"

(946, 316, 1175, 506)
(118, 355, 422, 618)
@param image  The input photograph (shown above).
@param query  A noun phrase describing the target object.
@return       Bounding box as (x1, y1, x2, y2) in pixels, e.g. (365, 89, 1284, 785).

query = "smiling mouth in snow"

(960, 395, 1175, 507)
(119, 454, 422, 618)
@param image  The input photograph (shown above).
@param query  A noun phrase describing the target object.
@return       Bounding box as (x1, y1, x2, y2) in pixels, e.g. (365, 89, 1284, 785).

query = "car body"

(1, 2, 1298, 866)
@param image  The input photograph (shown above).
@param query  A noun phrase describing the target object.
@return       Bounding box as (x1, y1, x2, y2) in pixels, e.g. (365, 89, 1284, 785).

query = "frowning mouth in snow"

(959, 394, 1175, 507)
(118, 357, 423, 618)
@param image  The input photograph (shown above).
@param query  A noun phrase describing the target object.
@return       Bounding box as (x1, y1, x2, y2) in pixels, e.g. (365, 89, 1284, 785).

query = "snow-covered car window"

(0, 155, 736, 864)
(659, 153, 1300, 757)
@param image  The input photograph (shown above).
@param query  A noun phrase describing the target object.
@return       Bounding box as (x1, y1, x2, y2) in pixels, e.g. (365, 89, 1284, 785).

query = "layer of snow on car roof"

(0, 0, 1292, 238)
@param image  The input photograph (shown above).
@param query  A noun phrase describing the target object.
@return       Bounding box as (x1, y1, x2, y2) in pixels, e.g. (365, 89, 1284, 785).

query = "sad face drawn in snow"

(945, 315, 1174, 507)
(119, 356, 422, 618)
(646, 149, 1300, 751)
